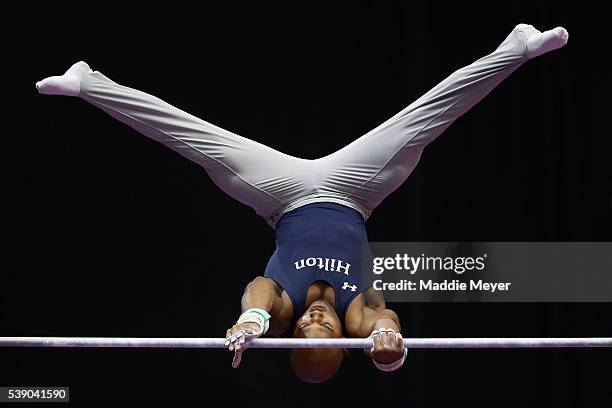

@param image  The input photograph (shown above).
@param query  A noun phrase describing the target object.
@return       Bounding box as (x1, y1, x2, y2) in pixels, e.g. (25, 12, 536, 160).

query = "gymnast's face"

(293, 300, 343, 338)
(289, 300, 345, 383)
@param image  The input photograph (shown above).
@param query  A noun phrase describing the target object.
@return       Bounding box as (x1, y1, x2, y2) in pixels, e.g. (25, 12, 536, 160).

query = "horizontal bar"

(1, 337, 611, 349)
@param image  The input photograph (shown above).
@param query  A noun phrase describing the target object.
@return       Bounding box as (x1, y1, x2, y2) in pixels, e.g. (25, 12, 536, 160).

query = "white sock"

(516, 24, 569, 59)
(36, 61, 93, 96)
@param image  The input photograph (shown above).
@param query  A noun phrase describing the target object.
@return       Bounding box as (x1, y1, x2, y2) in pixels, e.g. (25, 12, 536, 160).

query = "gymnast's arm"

(238, 276, 292, 337)
(224, 277, 293, 368)
(347, 287, 405, 365)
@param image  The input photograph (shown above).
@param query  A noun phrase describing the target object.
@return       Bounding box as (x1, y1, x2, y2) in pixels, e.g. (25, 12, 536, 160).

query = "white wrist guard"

(236, 308, 271, 336)
(368, 328, 407, 372)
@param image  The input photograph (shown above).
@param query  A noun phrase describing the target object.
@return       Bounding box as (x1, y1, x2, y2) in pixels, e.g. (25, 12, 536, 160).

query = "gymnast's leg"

(36, 63, 313, 224)
(315, 24, 569, 217)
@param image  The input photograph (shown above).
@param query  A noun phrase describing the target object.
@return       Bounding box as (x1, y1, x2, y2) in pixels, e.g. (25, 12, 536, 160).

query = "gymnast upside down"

(36, 23, 569, 382)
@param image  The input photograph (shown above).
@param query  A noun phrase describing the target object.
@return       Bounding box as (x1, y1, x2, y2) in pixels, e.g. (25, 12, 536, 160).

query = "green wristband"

(244, 307, 271, 321)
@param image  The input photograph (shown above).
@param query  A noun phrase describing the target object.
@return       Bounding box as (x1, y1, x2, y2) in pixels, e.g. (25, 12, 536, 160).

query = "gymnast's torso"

(264, 202, 375, 327)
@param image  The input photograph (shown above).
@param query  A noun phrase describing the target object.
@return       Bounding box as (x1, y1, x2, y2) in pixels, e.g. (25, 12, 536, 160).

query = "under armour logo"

(342, 282, 357, 292)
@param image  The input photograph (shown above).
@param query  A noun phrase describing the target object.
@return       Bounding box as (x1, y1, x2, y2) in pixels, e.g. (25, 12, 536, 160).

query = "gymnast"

(36, 23, 568, 382)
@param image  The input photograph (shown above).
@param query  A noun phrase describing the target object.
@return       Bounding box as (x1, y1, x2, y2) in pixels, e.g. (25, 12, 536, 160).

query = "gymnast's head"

(289, 300, 345, 383)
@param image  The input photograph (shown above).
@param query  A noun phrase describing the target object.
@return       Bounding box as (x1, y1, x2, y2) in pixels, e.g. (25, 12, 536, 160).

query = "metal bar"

(1, 337, 611, 349)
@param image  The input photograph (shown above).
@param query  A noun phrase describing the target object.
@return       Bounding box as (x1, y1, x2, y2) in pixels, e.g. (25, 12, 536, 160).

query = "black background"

(3, 1, 611, 407)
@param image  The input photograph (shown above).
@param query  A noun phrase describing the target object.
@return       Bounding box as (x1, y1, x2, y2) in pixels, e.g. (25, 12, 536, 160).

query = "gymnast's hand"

(369, 328, 405, 365)
(225, 321, 263, 368)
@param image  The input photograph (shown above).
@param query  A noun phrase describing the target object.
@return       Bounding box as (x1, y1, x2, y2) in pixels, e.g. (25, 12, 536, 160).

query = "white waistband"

(265, 192, 371, 229)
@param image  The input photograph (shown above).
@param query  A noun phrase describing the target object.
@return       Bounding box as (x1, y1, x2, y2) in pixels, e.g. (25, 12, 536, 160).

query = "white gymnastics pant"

(78, 26, 531, 229)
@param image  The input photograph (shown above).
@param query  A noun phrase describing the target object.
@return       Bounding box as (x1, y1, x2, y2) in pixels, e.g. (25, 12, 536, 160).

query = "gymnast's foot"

(36, 61, 92, 96)
(516, 23, 569, 59)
